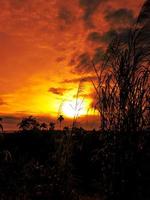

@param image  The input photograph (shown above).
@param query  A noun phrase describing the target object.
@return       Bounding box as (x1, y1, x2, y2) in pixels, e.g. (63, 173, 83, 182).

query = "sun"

(62, 99, 87, 118)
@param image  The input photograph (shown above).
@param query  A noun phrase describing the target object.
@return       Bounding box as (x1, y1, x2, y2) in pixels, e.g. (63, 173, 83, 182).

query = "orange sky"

(0, 0, 144, 130)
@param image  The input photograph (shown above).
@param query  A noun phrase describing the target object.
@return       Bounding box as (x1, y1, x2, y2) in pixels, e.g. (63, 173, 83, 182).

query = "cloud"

(100, 29, 118, 43)
(48, 87, 69, 96)
(70, 46, 105, 74)
(58, 7, 75, 25)
(0, 98, 7, 106)
(87, 30, 118, 44)
(105, 8, 135, 25)
(79, 0, 107, 27)
(92, 47, 105, 64)
(87, 32, 102, 43)
(0, 115, 19, 121)
(61, 75, 96, 84)
(90, 28, 130, 44)
(73, 52, 92, 73)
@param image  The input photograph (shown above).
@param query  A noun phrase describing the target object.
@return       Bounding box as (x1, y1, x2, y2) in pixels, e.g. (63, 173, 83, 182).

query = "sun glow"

(62, 98, 88, 118)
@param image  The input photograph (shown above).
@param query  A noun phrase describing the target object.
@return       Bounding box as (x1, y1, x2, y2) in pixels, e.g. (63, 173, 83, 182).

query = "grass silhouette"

(92, 0, 150, 132)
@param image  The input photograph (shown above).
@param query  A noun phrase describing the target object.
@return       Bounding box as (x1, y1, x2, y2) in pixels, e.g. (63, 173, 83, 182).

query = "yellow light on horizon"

(62, 98, 88, 118)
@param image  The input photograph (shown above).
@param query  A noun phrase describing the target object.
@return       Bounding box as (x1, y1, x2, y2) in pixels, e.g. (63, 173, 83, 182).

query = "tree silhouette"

(40, 122, 48, 131)
(49, 122, 55, 130)
(57, 115, 64, 130)
(18, 116, 40, 131)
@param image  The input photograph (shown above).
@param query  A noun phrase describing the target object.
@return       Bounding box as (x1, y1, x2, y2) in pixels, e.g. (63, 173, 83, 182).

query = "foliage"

(18, 116, 40, 131)
(92, 0, 150, 132)
(0, 130, 150, 200)
(57, 115, 64, 130)
(49, 122, 55, 130)
(40, 122, 48, 130)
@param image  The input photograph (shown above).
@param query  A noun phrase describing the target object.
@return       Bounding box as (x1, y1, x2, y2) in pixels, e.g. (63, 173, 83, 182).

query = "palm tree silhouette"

(57, 115, 64, 130)
(0, 117, 3, 133)
(49, 122, 55, 130)
(18, 119, 29, 131)
(18, 116, 39, 131)
(40, 122, 48, 131)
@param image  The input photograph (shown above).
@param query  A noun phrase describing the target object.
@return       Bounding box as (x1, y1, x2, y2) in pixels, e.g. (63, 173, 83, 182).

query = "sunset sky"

(0, 0, 144, 130)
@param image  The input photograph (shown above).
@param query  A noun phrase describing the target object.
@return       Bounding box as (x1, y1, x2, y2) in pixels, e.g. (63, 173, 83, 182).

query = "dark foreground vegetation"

(0, 129, 150, 200)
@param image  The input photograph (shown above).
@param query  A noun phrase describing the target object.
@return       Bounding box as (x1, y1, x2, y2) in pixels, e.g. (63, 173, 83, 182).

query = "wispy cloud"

(79, 0, 108, 27)
(105, 8, 135, 25)
(0, 98, 7, 106)
(61, 75, 97, 84)
(48, 87, 71, 96)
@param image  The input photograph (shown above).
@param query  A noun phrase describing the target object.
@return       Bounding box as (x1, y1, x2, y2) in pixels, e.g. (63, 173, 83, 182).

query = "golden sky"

(0, 0, 144, 130)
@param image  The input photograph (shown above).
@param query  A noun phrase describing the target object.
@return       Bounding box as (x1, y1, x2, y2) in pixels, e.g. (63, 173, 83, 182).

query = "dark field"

(0, 129, 150, 200)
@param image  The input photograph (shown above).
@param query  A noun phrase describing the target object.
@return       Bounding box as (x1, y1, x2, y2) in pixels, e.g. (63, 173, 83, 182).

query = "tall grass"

(93, 0, 150, 132)
(72, 80, 84, 129)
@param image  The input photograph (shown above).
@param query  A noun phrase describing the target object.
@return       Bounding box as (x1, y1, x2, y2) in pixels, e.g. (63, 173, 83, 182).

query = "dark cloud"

(71, 28, 130, 74)
(61, 75, 96, 84)
(87, 32, 102, 43)
(69, 56, 77, 66)
(0, 115, 19, 121)
(0, 98, 7, 106)
(100, 29, 118, 43)
(58, 7, 75, 25)
(74, 52, 91, 73)
(79, 0, 106, 27)
(92, 47, 105, 64)
(70, 47, 105, 74)
(105, 8, 135, 25)
(98, 28, 130, 44)
(87, 30, 117, 44)
(48, 87, 69, 96)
